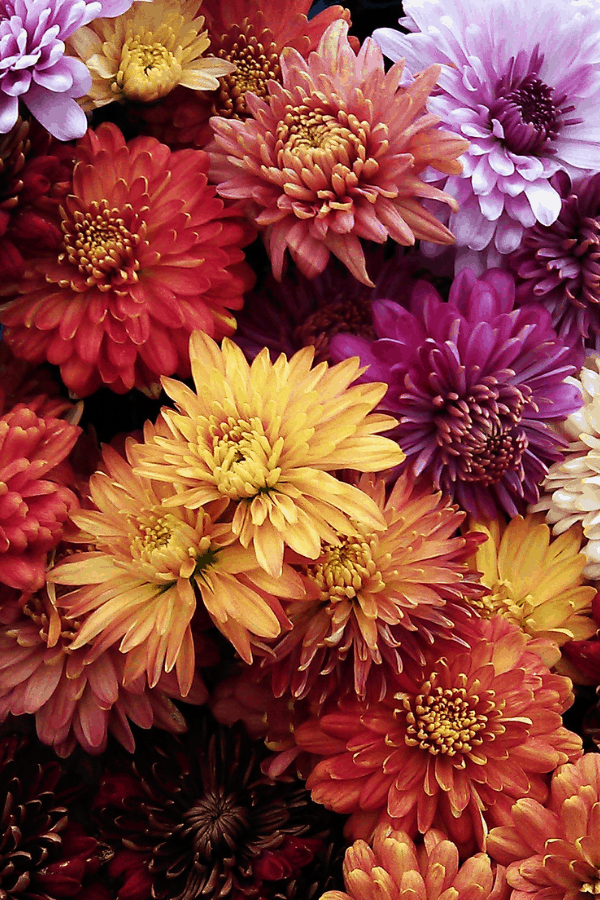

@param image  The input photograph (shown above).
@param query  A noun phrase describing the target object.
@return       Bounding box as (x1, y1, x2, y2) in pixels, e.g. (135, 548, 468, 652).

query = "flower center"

(470, 580, 528, 625)
(490, 70, 576, 155)
(307, 534, 383, 602)
(115, 34, 183, 102)
(60, 199, 141, 291)
(214, 22, 280, 118)
(277, 106, 360, 162)
(182, 790, 249, 857)
(399, 678, 489, 757)
(294, 293, 375, 364)
(207, 416, 282, 500)
(582, 872, 600, 895)
(128, 509, 206, 577)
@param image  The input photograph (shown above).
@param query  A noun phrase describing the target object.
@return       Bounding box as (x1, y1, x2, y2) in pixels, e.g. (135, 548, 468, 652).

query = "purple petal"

(23, 82, 88, 139)
(0, 92, 18, 132)
(523, 181, 562, 226)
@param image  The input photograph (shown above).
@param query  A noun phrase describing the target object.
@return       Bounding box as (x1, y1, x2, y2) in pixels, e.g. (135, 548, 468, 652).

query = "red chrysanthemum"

(0, 122, 256, 396)
(295, 616, 582, 854)
(0, 404, 79, 592)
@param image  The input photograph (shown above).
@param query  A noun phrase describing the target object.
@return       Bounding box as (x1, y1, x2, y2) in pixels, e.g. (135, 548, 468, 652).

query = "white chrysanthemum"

(533, 353, 600, 578)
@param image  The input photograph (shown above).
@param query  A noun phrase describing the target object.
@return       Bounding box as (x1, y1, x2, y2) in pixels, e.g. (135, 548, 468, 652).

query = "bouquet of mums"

(1, 0, 600, 896)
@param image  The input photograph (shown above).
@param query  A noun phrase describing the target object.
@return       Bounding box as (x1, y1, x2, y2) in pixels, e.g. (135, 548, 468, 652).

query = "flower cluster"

(2, 1, 600, 898)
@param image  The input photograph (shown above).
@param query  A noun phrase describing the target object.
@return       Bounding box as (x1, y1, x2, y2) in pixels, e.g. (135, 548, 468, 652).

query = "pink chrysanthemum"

(0, 122, 255, 397)
(295, 616, 581, 854)
(209, 20, 467, 286)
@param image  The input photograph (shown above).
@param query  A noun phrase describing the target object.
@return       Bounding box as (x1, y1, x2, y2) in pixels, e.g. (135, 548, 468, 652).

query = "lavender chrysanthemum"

(373, 0, 600, 264)
(330, 268, 582, 519)
(0, 0, 146, 140)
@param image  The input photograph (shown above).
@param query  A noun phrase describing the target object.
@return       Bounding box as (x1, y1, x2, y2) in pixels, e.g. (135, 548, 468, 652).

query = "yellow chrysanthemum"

(49, 443, 304, 694)
(467, 513, 596, 662)
(132, 331, 405, 578)
(67, 0, 235, 108)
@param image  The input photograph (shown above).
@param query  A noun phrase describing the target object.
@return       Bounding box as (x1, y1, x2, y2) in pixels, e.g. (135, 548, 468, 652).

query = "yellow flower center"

(471, 579, 528, 626)
(22, 590, 80, 648)
(308, 535, 383, 602)
(277, 106, 360, 161)
(207, 417, 283, 500)
(129, 510, 202, 574)
(582, 874, 600, 895)
(214, 23, 280, 117)
(400, 679, 489, 757)
(115, 34, 183, 103)
(60, 199, 141, 291)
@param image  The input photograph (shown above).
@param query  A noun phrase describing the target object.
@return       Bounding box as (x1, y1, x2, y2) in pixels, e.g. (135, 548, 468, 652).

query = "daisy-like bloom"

(331, 268, 582, 519)
(295, 615, 582, 853)
(133, 331, 405, 579)
(259, 470, 486, 704)
(466, 513, 596, 663)
(67, 0, 235, 110)
(373, 0, 600, 264)
(509, 172, 600, 360)
(209, 20, 468, 286)
(0, 0, 146, 141)
(0, 122, 255, 397)
(487, 753, 600, 900)
(320, 825, 509, 900)
(533, 354, 600, 579)
(50, 442, 304, 694)
(0, 581, 208, 756)
(0, 403, 79, 592)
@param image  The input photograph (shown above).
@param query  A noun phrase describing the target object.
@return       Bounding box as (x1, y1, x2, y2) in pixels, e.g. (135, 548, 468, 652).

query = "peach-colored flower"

(487, 753, 600, 900)
(320, 825, 509, 900)
(209, 20, 468, 286)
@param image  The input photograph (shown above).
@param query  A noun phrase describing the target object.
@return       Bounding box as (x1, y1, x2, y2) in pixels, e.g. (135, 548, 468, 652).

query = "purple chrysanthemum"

(509, 171, 600, 362)
(0, 0, 146, 140)
(330, 267, 583, 519)
(373, 0, 600, 266)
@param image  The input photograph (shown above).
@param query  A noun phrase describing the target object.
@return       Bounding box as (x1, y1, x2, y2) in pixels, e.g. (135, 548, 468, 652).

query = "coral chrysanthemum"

(67, 0, 235, 109)
(374, 0, 600, 264)
(259, 470, 485, 704)
(331, 268, 582, 519)
(0, 403, 79, 592)
(133, 331, 405, 579)
(295, 616, 582, 853)
(320, 825, 508, 900)
(0, 122, 255, 397)
(487, 753, 600, 900)
(467, 514, 596, 660)
(50, 442, 304, 692)
(0, 581, 206, 756)
(533, 354, 600, 579)
(209, 20, 468, 286)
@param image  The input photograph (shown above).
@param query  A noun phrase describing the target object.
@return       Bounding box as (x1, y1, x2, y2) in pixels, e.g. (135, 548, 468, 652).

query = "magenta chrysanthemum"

(374, 0, 600, 265)
(331, 268, 582, 519)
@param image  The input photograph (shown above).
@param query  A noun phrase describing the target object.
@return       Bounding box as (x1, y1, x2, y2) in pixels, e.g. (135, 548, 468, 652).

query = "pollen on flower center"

(400, 679, 489, 756)
(308, 535, 382, 602)
(116, 34, 183, 102)
(61, 199, 140, 290)
(215, 24, 281, 117)
(183, 790, 249, 856)
(207, 417, 283, 499)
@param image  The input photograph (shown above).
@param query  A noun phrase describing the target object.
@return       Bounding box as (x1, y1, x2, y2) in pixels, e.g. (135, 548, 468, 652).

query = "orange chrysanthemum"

(487, 754, 600, 900)
(0, 122, 255, 397)
(295, 616, 581, 854)
(320, 825, 509, 900)
(258, 470, 485, 704)
(49, 443, 304, 693)
(209, 20, 468, 285)
(132, 331, 405, 579)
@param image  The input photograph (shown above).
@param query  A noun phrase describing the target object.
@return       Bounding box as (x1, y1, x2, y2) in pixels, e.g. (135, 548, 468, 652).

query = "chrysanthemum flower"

(295, 616, 581, 853)
(509, 172, 600, 359)
(320, 825, 508, 900)
(50, 442, 304, 693)
(133, 331, 405, 579)
(331, 268, 582, 519)
(373, 0, 600, 263)
(0, 582, 207, 756)
(0, 0, 146, 140)
(209, 20, 467, 286)
(0, 404, 79, 592)
(67, 0, 235, 110)
(467, 514, 596, 662)
(533, 354, 600, 579)
(560, 592, 600, 685)
(259, 470, 485, 704)
(487, 753, 600, 900)
(0, 122, 255, 397)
